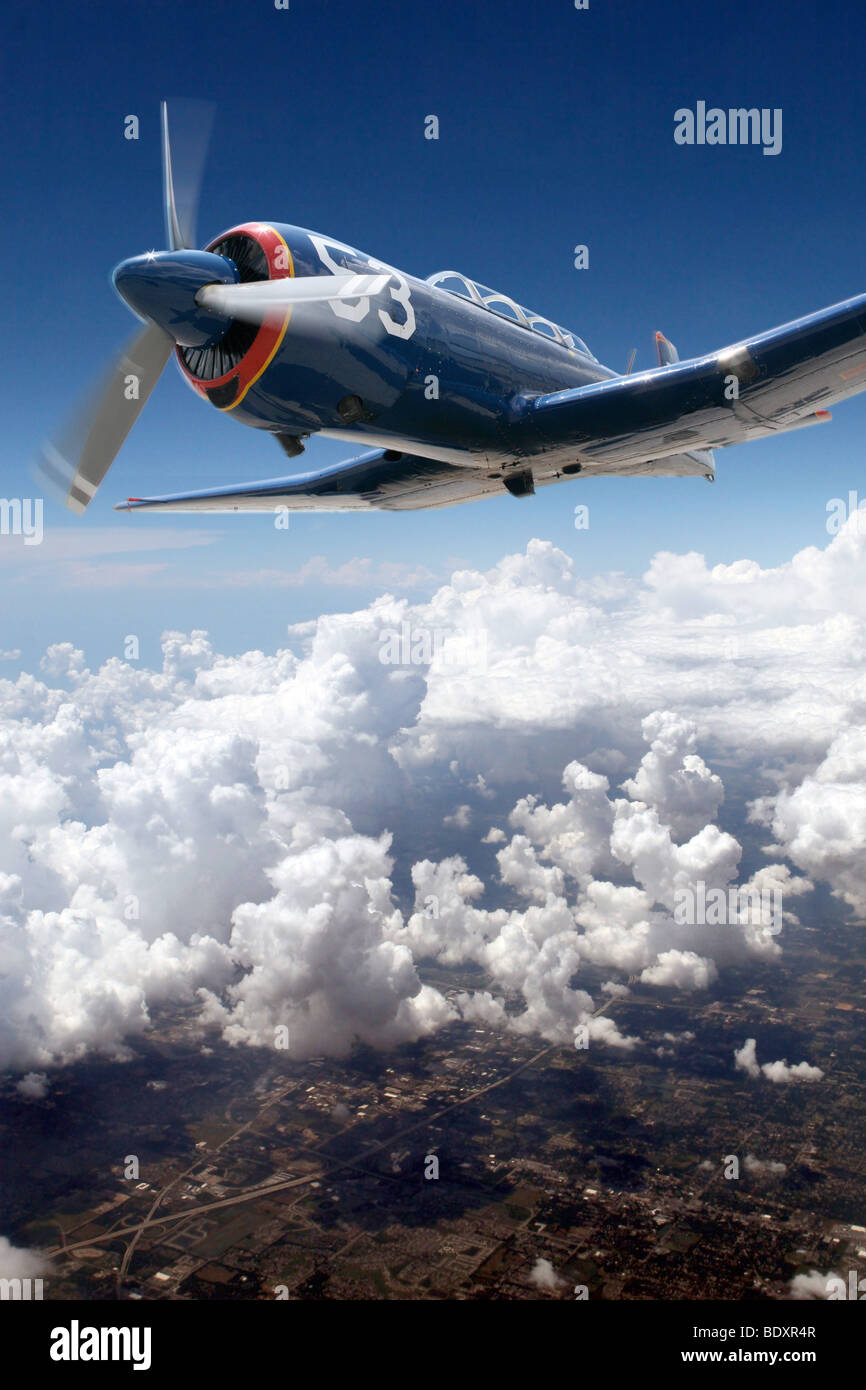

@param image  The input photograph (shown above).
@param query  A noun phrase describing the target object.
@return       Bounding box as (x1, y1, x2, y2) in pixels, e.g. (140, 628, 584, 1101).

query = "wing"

(117, 291, 866, 515)
(114, 448, 510, 513)
(520, 291, 866, 470)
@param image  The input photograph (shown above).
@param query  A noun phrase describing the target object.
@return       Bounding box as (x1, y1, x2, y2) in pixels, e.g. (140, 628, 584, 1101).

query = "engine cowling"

(176, 222, 295, 410)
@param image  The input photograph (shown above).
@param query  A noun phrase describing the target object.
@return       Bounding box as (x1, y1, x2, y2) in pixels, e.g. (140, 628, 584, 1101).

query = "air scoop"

(112, 249, 239, 347)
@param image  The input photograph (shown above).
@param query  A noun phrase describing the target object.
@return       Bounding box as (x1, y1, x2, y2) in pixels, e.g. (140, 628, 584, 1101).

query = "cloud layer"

(1, 514, 863, 1073)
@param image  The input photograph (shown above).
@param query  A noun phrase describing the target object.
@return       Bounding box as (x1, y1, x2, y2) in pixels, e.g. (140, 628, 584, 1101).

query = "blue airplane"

(42, 104, 866, 517)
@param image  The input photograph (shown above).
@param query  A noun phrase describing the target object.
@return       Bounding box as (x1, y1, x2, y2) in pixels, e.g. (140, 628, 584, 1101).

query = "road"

(49, 1002, 613, 1283)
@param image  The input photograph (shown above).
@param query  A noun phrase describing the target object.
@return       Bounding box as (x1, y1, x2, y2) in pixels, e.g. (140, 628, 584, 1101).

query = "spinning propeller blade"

(38, 103, 214, 512)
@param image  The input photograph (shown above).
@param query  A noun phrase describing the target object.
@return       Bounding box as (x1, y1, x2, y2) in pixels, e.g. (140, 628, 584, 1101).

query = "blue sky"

(3, 0, 865, 670)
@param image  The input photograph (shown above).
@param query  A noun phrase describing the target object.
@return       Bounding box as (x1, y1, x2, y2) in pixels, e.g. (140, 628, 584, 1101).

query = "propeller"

(37, 101, 385, 515)
(159, 100, 215, 252)
(36, 102, 216, 514)
(39, 324, 174, 515)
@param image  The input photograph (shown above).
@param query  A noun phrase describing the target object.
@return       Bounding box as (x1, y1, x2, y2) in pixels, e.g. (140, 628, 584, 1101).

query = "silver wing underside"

(115, 445, 711, 514)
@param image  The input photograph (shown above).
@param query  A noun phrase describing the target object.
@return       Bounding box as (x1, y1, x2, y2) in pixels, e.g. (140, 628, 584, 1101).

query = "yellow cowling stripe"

(222, 228, 294, 411)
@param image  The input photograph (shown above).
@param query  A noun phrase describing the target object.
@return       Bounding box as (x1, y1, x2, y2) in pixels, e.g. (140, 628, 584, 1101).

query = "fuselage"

(174, 221, 618, 468)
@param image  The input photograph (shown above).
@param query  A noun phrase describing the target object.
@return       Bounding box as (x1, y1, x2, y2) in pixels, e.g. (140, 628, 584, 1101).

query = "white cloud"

(0, 526, 217, 567)
(0, 1236, 51, 1280)
(0, 517, 863, 1073)
(200, 833, 457, 1057)
(735, 1037, 823, 1083)
(743, 1153, 786, 1176)
(212, 555, 438, 590)
(527, 1257, 564, 1290)
(482, 827, 506, 844)
(457, 990, 509, 1028)
(0, 526, 217, 589)
(622, 711, 724, 839)
(753, 726, 866, 914)
(735, 1037, 761, 1078)
(789, 1270, 837, 1300)
(16, 1071, 49, 1099)
(641, 949, 718, 990)
(760, 1057, 824, 1084)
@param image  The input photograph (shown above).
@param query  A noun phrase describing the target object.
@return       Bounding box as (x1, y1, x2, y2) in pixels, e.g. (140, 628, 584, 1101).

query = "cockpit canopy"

(426, 270, 596, 361)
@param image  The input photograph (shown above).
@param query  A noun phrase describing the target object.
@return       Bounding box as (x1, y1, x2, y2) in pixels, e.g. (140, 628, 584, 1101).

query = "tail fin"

(655, 331, 679, 366)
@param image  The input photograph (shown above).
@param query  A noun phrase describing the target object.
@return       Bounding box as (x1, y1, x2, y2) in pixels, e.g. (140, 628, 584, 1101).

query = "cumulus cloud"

(16, 1072, 49, 1100)
(734, 1038, 761, 1077)
(200, 833, 456, 1057)
(0, 517, 864, 1073)
(0, 1236, 51, 1280)
(789, 1271, 837, 1300)
(527, 1257, 564, 1291)
(622, 711, 724, 839)
(482, 827, 506, 844)
(735, 1038, 823, 1083)
(743, 1153, 786, 1176)
(456, 990, 509, 1029)
(641, 950, 718, 990)
(760, 1057, 824, 1084)
(753, 726, 866, 915)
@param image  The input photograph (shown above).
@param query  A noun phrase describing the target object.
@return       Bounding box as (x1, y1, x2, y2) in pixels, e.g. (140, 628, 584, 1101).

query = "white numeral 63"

(309, 233, 416, 340)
